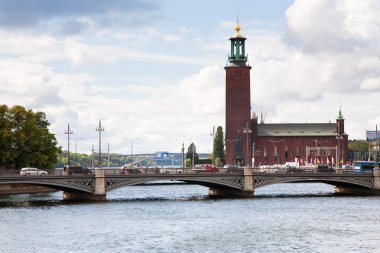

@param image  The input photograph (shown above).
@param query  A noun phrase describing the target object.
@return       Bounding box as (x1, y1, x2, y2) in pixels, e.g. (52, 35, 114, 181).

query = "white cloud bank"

(1, 0, 380, 155)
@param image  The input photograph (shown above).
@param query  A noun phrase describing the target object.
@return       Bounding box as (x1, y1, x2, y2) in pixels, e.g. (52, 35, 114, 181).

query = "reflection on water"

(1, 183, 380, 253)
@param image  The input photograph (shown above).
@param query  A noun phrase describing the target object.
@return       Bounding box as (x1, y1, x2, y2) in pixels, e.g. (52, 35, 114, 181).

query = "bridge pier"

(63, 192, 106, 201)
(208, 167, 255, 198)
(62, 168, 107, 201)
(208, 188, 254, 198)
(334, 187, 379, 195)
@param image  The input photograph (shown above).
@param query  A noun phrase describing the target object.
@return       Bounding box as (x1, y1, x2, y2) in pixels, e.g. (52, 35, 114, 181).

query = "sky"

(1, 0, 380, 155)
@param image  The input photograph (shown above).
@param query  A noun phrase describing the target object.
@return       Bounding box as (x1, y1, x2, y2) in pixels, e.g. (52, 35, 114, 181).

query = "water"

(1, 183, 380, 253)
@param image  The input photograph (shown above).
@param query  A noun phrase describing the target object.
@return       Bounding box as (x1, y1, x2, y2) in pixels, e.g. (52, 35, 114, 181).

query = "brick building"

(225, 21, 348, 167)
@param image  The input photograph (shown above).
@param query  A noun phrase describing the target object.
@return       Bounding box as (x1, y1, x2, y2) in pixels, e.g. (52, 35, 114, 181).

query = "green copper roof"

(257, 123, 339, 137)
(337, 107, 344, 120)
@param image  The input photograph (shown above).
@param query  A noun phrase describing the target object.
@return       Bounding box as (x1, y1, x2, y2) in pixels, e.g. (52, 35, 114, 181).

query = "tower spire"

(337, 106, 344, 120)
(228, 18, 248, 66)
(235, 14, 241, 38)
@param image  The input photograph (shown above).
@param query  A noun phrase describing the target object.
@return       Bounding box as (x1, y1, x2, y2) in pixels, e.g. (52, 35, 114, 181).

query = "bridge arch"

(252, 175, 373, 190)
(104, 175, 244, 193)
(0, 178, 95, 194)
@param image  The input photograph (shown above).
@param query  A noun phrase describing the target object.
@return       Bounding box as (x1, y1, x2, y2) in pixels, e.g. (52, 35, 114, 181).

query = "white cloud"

(2, 0, 380, 155)
(238, 0, 380, 140)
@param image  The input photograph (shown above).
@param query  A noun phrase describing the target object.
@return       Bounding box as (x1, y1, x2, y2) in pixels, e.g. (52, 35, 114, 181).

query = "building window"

(296, 146, 300, 156)
(274, 146, 278, 156)
(285, 146, 288, 160)
(264, 147, 267, 157)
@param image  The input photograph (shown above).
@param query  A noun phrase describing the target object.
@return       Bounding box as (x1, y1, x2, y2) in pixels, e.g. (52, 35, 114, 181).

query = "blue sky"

(1, 0, 380, 155)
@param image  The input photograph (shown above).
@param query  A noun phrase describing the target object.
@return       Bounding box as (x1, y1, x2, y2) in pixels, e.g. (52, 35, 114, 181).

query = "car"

(120, 165, 142, 174)
(225, 166, 243, 173)
(192, 164, 218, 173)
(258, 165, 279, 173)
(159, 167, 184, 174)
(316, 165, 335, 173)
(286, 167, 305, 173)
(20, 167, 48, 176)
(64, 165, 93, 175)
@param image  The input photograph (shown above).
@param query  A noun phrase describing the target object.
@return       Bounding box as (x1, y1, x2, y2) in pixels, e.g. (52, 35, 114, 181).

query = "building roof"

(257, 123, 338, 137)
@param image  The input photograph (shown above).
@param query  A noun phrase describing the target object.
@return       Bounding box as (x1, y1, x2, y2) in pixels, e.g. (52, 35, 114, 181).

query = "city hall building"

(225, 21, 348, 167)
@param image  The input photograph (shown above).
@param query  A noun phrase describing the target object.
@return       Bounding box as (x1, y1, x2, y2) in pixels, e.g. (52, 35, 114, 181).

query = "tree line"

(0, 105, 60, 170)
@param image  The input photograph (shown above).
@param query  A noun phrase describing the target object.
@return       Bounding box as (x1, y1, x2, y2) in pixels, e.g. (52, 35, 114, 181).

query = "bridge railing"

(0, 167, 373, 177)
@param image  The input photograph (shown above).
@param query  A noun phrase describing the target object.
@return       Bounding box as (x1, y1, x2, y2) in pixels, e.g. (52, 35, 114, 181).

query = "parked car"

(121, 166, 142, 174)
(20, 167, 48, 176)
(258, 165, 279, 173)
(316, 165, 335, 173)
(286, 167, 305, 173)
(224, 165, 243, 173)
(192, 164, 219, 173)
(159, 167, 184, 174)
(64, 165, 93, 175)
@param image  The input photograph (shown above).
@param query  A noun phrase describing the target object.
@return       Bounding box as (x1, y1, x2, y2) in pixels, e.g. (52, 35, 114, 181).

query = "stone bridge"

(0, 168, 379, 201)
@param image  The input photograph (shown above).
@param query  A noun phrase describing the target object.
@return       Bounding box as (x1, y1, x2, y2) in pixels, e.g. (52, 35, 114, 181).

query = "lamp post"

(252, 142, 255, 167)
(176, 139, 191, 168)
(64, 124, 73, 165)
(74, 138, 83, 154)
(336, 135, 344, 168)
(96, 120, 105, 167)
(210, 126, 215, 165)
(243, 123, 252, 167)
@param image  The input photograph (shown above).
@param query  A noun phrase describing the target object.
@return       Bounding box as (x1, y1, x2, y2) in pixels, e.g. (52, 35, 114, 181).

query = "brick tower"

(225, 21, 252, 166)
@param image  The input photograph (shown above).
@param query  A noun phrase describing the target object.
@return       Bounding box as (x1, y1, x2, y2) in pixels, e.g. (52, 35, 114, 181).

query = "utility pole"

(91, 144, 94, 168)
(64, 124, 73, 165)
(182, 141, 185, 168)
(210, 126, 215, 165)
(96, 119, 105, 167)
(108, 142, 110, 168)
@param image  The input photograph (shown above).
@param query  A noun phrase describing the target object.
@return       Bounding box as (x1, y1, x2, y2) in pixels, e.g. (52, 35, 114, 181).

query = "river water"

(1, 183, 380, 253)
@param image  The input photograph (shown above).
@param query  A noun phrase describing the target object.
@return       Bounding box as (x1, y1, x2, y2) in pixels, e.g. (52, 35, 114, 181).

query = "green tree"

(348, 140, 368, 160)
(186, 143, 199, 166)
(0, 105, 61, 170)
(213, 126, 225, 165)
(0, 105, 12, 169)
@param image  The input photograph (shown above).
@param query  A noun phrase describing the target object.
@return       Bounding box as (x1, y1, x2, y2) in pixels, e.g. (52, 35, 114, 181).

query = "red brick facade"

(225, 66, 252, 166)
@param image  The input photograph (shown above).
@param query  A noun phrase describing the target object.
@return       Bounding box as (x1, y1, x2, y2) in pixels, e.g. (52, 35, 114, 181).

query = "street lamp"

(252, 142, 255, 167)
(64, 124, 73, 165)
(243, 123, 252, 167)
(74, 138, 83, 154)
(336, 135, 344, 168)
(210, 126, 215, 165)
(176, 139, 191, 168)
(96, 119, 105, 167)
